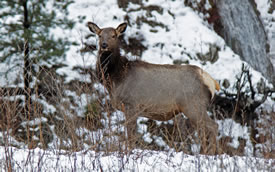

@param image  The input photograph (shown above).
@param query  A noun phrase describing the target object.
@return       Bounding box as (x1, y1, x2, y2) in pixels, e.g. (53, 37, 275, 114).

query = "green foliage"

(0, 0, 76, 64)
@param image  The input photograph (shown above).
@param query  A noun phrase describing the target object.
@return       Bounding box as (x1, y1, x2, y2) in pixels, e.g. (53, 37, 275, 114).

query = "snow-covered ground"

(0, 146, 274, 171)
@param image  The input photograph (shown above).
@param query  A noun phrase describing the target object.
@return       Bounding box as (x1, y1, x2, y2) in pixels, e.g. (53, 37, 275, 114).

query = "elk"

(87, 22, 220, 154)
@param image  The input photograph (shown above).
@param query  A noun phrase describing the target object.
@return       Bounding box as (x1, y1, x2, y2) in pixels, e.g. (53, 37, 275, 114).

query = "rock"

(215, 0, 275, 86)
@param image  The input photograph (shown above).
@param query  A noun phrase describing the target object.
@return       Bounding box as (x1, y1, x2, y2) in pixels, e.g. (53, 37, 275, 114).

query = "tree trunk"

(22, 0, 32, 115)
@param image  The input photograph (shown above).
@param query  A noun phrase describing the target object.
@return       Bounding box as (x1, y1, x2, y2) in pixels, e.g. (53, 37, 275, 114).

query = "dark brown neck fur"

(96, 50, 129, 88)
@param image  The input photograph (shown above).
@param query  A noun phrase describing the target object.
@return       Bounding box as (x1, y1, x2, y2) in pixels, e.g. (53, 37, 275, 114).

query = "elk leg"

(198, 117, 218, 155)
(123, 107, 138, 150)
(181, 104, 218, 155)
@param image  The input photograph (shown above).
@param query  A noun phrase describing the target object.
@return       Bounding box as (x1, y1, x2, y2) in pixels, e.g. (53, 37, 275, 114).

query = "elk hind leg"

(181, 105, 218, 155)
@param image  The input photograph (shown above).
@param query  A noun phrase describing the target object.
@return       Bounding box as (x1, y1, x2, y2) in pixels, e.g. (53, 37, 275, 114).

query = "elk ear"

(87, 22, 101, 35)
(116, 23, 127, 36)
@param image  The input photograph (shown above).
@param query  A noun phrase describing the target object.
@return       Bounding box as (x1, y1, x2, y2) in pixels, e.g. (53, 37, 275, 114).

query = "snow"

(255, 0, 275, 61)
(0, 146, 274, 171)
(217, 119, 254, 155)
(0, 55, 23, 87)
(21, 117, 48, 128)
(63, 90, 92, 117)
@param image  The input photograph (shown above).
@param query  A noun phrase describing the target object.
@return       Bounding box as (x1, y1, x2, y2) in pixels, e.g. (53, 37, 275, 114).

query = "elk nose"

(102, 42, 108, 49)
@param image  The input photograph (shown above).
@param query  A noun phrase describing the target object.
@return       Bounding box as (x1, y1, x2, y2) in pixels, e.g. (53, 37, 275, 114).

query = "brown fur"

(87, 22, 220, 154)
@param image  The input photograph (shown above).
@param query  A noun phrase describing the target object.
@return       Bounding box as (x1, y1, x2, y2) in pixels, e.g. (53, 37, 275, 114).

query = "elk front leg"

(123, 106, 138, 150)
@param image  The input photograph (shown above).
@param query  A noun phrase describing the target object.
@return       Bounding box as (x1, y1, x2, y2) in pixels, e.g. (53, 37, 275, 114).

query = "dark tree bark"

(22, 0, 32, 115)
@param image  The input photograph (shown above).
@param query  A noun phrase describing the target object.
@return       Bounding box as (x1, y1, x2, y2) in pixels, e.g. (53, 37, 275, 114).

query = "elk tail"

(214, 79, 220, 91)
(199, 69, 220, 99)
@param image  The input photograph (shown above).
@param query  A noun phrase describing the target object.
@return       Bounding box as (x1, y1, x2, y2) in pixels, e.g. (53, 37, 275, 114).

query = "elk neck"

(96, 48, 129, 86)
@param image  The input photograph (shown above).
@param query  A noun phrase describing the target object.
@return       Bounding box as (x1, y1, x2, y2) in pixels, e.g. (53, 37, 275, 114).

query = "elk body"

(87, 22, 220, 154)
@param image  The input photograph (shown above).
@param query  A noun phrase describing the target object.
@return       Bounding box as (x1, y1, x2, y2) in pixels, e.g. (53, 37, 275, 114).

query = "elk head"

(87, 22, 128, 81)
(87, 22, 127, 56)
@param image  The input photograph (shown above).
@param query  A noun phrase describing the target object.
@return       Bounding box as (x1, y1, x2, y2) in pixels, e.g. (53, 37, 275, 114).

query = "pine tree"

(0, 0, 75, 113)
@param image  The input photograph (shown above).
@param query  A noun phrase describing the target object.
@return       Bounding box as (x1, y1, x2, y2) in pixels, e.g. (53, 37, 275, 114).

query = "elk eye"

(112, 35, 116, 38)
